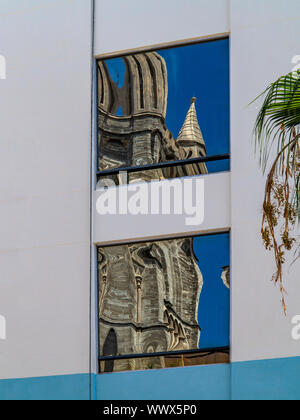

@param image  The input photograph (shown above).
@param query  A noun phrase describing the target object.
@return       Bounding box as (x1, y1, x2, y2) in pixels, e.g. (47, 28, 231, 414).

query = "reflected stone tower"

(177, 97, 208, 175)
(98, 52, 206, 372)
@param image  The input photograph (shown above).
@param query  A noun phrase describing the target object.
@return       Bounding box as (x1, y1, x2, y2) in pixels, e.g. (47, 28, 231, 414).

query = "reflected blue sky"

(106, 58, 126, 116)
(159, 39, 230, 158)
(106, 57, 126, 88)
(193, 233, 230, 349)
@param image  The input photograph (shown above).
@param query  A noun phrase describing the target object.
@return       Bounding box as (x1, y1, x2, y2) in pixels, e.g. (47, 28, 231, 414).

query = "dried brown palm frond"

(251, 71, 300, 314)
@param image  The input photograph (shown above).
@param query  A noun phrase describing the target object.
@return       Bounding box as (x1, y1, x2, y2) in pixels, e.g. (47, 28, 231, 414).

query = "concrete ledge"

(96, 364, 231, 400)
(93, 172, 231, 245)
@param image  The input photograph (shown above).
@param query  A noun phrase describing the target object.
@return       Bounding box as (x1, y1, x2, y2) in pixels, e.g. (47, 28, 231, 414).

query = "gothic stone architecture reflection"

(97, 51, 207, 372)
(98, 238, 203, 372)
(97, 51, 208, 182)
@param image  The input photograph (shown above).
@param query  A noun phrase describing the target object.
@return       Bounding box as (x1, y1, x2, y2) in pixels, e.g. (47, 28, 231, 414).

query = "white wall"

(1, 0, 300, 383)
(230, 0, 300, 362)
(0, 0, 92, 379)
(94, 0, 229, 56)
(93, 172, 231, 245)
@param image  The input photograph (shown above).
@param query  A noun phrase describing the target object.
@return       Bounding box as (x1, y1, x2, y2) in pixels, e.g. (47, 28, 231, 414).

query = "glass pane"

(97, 39, 229, 182)
(98, 233, 230, 373)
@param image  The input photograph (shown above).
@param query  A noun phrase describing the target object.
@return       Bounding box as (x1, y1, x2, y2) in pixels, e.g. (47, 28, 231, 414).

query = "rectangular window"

(97, 37, 230, 185)
(98, 232, 230, 373)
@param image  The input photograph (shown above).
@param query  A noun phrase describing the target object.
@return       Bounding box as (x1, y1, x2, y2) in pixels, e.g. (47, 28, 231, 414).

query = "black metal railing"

(98, 346, 229, 363)
(96, 153, 230, 178)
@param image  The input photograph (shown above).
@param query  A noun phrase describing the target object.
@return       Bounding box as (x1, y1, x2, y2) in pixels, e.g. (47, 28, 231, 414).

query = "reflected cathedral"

(97, 51, 208, 181)
(97, 51, 228, 372)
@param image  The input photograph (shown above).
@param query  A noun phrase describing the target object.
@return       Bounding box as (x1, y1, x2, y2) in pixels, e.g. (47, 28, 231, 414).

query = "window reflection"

(98, 233, 230, 373)
(97, 39, 229, 183)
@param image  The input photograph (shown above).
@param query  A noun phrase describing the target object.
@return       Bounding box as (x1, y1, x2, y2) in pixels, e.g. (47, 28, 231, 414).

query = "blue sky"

(104, 38, 230, 172)
(193, 233, 230, 349)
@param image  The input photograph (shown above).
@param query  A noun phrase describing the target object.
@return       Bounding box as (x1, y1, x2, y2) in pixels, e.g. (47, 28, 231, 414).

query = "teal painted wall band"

(0, 374, 90, 401)
(0, 357, 300, 400)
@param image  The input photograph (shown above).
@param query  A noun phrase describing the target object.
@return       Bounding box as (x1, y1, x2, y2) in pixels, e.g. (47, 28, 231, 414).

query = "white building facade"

(0, 0, 300, 400)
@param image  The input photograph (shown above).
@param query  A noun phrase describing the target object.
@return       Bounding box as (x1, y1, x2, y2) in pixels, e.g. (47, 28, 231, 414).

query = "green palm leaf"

(252, 70, 300, 167)
(252, 70, 300, 215)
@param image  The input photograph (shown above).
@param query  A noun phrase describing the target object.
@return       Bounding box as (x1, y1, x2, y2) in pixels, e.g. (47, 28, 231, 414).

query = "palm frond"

(251, 71, 300, 314)
(253, 70, 300, 172)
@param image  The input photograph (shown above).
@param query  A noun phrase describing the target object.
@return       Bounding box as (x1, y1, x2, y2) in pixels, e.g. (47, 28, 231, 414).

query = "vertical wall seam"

(89, 0, 96, 402)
